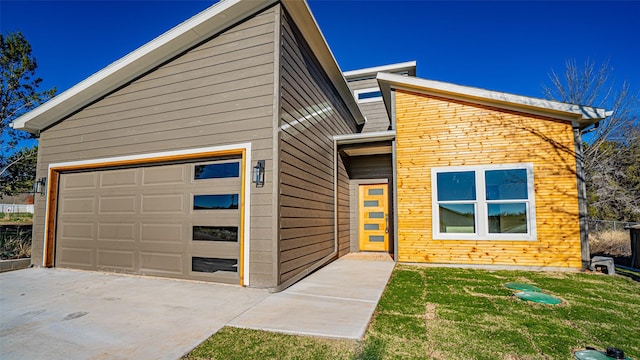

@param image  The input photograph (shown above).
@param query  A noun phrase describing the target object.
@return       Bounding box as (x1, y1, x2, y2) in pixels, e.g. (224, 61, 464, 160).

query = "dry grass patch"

(589, 230, 631, 257)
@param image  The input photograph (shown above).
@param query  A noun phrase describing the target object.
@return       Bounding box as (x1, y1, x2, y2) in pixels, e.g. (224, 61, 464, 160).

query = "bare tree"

(543, 59, 640, 221)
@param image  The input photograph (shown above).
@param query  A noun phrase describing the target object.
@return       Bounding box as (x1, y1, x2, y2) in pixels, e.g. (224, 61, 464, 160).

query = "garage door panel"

(140, 252, 184, 274)
(60, 222, 95, 240)
(141, 194, 185, 214)
(190, 242, 239, 257)
(97, 249, 135, 270)
(192, 176, 242, 188)
(55, 158, 242, 284)
(99, 195, 137, 214)
(60, 197, 96, 215)
(100, 169, 138, 188)
(190, 212, 241, 223)
(142, 165, 186, 185)
(98, 223, 137, 242)
(57, 247, 94, 268)
(141, 223, 184, 243)
(61, 172, 98, 190)
(189, 273, 238, 285)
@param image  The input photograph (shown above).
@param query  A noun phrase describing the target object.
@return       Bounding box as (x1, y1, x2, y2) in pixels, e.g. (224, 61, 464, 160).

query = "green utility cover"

(574, 350, 632, 360)
(514, 291, 562, 305)
(504, 282, 542, 292)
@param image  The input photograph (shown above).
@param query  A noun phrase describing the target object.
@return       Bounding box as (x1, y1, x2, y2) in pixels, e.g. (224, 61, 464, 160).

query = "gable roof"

(377, 72, 611, 129)
(11, 0, 365, 134)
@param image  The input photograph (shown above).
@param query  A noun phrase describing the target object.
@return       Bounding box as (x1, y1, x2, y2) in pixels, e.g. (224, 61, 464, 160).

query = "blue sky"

(1, 0, 638, 103)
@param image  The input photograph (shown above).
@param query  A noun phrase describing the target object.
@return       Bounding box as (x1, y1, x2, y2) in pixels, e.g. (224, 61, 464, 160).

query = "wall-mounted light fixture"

(252, 160, 265, 188)
(33, 177, 47, 196)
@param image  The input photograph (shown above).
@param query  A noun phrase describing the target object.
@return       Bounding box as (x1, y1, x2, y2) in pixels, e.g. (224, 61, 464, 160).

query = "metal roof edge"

(343, 61, 417, 79)
(376, 72, 609, 125)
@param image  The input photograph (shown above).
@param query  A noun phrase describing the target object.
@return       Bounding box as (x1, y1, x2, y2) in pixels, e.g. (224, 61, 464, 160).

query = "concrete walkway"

(0, 256, 394, 359)
(230, 255, 395, 339)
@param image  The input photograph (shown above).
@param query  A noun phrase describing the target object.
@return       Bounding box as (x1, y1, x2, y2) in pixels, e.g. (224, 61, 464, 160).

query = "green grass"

(183, 327, 359, 360)
(183, 265, 640, 359)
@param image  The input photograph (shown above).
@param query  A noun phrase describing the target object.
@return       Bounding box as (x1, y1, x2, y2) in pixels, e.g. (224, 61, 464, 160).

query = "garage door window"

(193, 194, 239, 210)
(193, 226, 238, 242)
(192, 257, 238, 273)
(194, 162, 239, 180)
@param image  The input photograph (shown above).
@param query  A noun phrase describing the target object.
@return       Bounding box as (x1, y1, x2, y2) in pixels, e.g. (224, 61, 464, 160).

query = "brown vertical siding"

(278, 10, 357, 283)
(395, 90, 581, 268)
(32, 7, 278, 286)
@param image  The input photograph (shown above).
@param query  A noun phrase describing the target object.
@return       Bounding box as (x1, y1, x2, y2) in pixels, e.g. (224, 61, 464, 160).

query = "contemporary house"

(11, 0, 609, 291)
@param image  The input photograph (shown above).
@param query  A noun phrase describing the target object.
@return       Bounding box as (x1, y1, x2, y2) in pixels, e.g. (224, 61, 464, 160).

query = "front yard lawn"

(184, 265, 640, 359)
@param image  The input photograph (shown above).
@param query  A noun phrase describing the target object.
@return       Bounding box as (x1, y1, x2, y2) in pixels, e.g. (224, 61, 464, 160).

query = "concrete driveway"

(0, 268, 269, 360)
(1, 256, 394, 359)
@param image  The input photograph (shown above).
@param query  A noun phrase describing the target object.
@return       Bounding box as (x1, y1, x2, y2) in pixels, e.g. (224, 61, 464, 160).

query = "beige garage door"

(55, 158, 242, 284)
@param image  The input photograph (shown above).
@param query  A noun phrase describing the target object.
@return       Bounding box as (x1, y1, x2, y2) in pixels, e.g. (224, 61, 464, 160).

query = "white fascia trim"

(333, 130, 396, 144)
(343, 61, 417, 78)
(43, 143, 252, 286)
(11, 0, 277, 133)
(377, 72, 609, 123)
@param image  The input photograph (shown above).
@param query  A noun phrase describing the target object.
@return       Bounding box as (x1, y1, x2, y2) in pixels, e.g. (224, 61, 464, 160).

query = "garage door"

(54, 158, 242, 284)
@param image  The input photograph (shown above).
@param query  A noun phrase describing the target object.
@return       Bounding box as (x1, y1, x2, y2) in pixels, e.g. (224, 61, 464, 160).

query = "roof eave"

(377, 72, 609, 128)
(333, 130, 396, 144)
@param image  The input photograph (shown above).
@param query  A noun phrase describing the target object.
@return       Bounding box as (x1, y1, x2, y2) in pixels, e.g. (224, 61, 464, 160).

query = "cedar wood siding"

(279, 10, 357, 283)
(32, 7, 278, 287)
(395, 90, 582, 268)
(346, 77, 390, 133)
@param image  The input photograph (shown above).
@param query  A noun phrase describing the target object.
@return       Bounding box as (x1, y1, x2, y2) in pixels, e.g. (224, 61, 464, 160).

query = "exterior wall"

(394, 90, 582, 268)
(32, 7, 278, 286)
(345, 77, 390, 133)
(278, 10, 357, 283)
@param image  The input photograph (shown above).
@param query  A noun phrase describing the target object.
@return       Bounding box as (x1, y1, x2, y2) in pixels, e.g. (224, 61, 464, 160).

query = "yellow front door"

(358, 184, 389, 252)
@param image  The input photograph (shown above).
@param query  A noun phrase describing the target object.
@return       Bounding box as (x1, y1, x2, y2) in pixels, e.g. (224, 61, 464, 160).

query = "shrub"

(0, 225, 32, 260)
